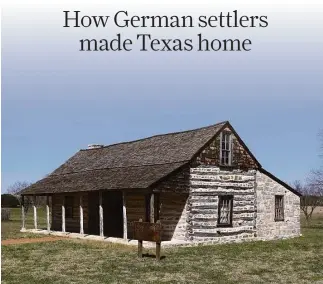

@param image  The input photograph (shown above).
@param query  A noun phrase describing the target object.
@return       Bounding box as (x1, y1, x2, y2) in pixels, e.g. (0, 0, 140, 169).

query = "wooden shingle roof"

(21, 121, 227, 195)
(22, 162, 186, 195)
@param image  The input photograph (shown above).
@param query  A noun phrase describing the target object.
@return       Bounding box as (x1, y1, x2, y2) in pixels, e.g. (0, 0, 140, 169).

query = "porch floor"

(20, 229, 191, 248)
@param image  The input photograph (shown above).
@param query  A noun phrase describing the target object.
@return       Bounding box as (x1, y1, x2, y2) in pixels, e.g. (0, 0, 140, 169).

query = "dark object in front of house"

(133, 220, 162, 242)
(134, 219, 162, 260)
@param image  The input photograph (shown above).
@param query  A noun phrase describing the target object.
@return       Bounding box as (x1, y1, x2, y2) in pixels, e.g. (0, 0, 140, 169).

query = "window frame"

(274, 195, 284, 222)
(65, 196, 74, 219)
(217, 195, 233, 227)
(220, 132, 232, 166)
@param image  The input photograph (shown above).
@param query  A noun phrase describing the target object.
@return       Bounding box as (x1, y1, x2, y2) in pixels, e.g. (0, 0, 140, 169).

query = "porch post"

(155, 193, 160, 222)
(62, 196, 66, 233)
(80, 194, 84, 235)
(99, 191, 104, 237)
(33, 195, 38, 230)
(123, 191, 127, 240)
(46, 195, 50, 232)
(150, 193, 155, 223)
(21, 195, 26, 230)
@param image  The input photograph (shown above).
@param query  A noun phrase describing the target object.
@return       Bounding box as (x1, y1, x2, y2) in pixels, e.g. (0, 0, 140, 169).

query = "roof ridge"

(49, 160, 190, 177)
(80, 121, 228, 151)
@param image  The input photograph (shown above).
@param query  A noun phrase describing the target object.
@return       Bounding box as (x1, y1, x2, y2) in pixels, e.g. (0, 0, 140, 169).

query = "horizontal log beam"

(193, 230, 255, 238)
(191, 192, 254, 196)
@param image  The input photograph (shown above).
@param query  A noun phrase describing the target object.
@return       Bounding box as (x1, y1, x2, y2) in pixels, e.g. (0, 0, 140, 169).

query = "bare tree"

(318, 129, 323, 187)
(308, 129, 323, 194)
(7, 181, 31, 195)
(294, 180, 321, 225)
(309, 169, 323, 190)
(319, 129, 323, 159)
(7, 181, 32, 214)
(297, 129, 323, 225)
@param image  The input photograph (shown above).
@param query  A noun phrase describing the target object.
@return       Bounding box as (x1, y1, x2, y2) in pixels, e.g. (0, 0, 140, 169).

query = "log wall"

(51, 191, 149, 238)
(51, 193, 89, 233)
(187, 166, 257, 243)
(125, 193, 146, 239)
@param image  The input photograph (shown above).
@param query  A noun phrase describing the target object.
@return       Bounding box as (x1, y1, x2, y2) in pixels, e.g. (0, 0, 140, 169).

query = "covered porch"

(20, 190, 188, 242)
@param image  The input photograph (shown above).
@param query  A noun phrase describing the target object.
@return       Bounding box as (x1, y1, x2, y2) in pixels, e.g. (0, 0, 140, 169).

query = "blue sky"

(2, 88, 322, 192)
(2, 0, 323, 192)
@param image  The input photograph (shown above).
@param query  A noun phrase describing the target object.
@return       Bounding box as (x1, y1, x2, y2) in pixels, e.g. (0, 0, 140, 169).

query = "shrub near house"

(1, 194, 20, 208)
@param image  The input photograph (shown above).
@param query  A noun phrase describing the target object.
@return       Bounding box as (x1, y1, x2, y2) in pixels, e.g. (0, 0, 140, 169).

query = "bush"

(1, 194, 20, 208)
(1, 208, 11, 221)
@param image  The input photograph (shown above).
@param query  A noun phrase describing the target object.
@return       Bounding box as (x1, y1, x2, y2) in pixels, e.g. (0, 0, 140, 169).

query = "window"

(275, 195, 284, 221)
(217, 195, 233, 227)
(65, 196, 74, 218)
(220, 132, 232, 165)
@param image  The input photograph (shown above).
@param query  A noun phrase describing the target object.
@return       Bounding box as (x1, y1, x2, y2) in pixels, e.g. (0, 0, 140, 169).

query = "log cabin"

(20, 121, 301, 245)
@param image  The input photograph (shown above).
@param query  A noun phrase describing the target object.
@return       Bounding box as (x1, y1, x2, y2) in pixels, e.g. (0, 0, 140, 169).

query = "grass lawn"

(1, 208, 48, 240)
(1, 208, 323, 284)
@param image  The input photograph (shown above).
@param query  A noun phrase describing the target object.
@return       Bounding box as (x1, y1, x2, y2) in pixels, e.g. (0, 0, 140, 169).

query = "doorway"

(103, 191, 123, 238)
(88, 191, 100, 235)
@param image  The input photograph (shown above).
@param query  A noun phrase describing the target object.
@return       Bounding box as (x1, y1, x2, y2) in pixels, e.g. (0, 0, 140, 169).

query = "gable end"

(192, 122, 261, 170)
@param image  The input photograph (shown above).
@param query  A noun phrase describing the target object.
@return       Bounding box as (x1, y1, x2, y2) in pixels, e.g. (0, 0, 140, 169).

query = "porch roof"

(21, 162, 186, 195)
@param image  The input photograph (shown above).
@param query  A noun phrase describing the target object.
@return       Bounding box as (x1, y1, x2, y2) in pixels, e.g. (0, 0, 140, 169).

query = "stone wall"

(153, 166, 190, 241)
(187, 166, 257, 243)
(159, 192, 188, 241)
(154, 165, 190, 193)
(255, 171, 301, 240)
(194, 128, 257, 170)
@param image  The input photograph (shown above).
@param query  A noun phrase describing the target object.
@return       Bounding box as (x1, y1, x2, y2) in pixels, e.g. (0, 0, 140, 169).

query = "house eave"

(258, 168, 302, 197)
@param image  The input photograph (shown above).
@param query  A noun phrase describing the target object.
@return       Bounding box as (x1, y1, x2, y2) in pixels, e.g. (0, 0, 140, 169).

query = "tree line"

(294, 129, 323, 224)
